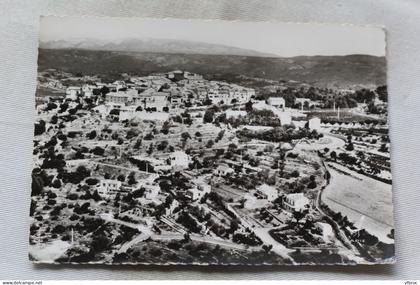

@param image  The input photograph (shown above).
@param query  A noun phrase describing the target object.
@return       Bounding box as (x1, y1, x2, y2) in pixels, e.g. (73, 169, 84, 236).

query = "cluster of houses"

(60, 70, 332, 131)
(96, 152, 311, 218)
(58, 71, 331, 220)
(64, 71, 256, 115)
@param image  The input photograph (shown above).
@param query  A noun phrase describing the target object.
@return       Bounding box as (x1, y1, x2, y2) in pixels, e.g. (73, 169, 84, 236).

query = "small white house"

(112, 80, 126, 91)
(82, 84, 99, 98)
(315, 222, 334, 242)
(283, 193, 310, 212)
(187, 184, 211, 201)
(308, 117, 321, 131)
(267, 97, 286, 109)
(65, 86, 82, 100)
(97, 179, 122, 197)
(169, 151, 191, 170)
(143, 184, 160, 200)
(278, 111, 292, 125)
(256, 184, 278, 202)
(214, 164, 235, 177)
(225, 110, 247, 119)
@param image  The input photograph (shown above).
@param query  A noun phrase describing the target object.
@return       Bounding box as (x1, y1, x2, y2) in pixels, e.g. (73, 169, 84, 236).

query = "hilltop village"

(30, 70, 393, 264)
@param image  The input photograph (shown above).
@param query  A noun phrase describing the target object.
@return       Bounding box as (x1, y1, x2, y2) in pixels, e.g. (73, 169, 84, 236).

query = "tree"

(262, 244, 273, 253)
(50, 115, 58, 124)
(147, 143, 154, 155)
(157, 140, 169, 151)
(308, 180, 317, 189)
(293, 210, 306, 222)
(176, 211, 202, 233)
(87, 130, 97, 140)
(91, 234, 110, 252)
(387, 229, 394, 239)
(206, 139, 214, 149)
(144, 133, 154, 140)
(52, 179, 61, 188)
(117, 174, 125, 182)
(34, 120, 46, 136)
(376, 85, 388, 102)
(76, 165, 90, 179)
(379, 143, 388, 152)
(132, 187, 145, 198)
(127, 172, 137, 185)
(126, 128, 139, 139)
(161, 121, 170, 135)
(92, 190, 101, 202)
(59, 102, 69, 113)
(245, 100, 253, 113)
(346, 143, 354, 151)
(215, 130, 224, 142)
(232, 232, 262, 246)
(203, 98, 212, 106)
(203, 108, 215, 123)
(229, 220, 239, 234)
(46, 102, 58, 111)
(91, 146, 105, 156)
(290, 170, 300, 178)
(134, 138, 142, 150)
(31, 173, 44, 196)
(181, 132, 191, 141)
(100, 86, 110, 97)
(330, 151, 337, 160)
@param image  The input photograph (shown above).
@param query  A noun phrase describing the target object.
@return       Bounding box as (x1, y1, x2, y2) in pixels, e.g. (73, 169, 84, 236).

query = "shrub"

(203, 108, 215, 123)
(87, 130, 97, 140)
(85, 178, 99, 186)
(290, 170, 300, 178)
(91, 146, 105, 156)
(307, 180, 317, 189)
(52, 224, 66, 234)
(67, 193, 79, 200)
(52, 179, 62, 188)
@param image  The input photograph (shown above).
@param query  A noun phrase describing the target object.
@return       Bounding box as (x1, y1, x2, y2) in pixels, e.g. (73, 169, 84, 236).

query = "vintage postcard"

(30, 17, 394, 265)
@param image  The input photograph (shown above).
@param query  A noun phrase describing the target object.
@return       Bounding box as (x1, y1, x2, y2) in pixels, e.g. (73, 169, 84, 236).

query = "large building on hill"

(267, 97, 286, 109)
(105, 88, 168, 111)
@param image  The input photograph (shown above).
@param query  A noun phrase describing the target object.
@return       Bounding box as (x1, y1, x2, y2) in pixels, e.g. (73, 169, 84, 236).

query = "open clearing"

(322, 162, 394, 243)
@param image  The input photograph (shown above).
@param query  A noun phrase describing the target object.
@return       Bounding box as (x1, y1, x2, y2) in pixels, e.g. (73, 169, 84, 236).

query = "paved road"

(118, 231, 152, 253)
(103, 213, 251, 252)
(253, 227, 294, 262)
(315, 162, 361, 255)
(226, 203, 294, 262)
(152, 233, 248, 250)
(100, 213, 154, 254)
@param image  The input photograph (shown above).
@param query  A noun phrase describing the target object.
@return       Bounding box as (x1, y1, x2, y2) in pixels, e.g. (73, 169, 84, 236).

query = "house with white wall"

(283, 193, 310, 212)
(169, 151, 191, 171)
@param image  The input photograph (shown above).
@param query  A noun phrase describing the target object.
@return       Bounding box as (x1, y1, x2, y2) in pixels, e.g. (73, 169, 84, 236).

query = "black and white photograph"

(29, 16, 394, 265)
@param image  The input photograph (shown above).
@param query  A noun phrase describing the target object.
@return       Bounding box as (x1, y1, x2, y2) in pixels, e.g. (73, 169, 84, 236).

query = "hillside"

(39, 38, 276, 58)
(37, 48, 386, 89)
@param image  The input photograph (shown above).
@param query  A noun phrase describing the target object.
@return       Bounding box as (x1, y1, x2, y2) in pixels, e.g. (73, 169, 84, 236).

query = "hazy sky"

(40, 16, 386, 57)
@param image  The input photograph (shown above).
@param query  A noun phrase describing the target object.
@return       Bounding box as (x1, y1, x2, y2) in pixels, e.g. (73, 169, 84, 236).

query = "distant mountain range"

(39, 38, 277, 58)
(38, 39, 386, 89)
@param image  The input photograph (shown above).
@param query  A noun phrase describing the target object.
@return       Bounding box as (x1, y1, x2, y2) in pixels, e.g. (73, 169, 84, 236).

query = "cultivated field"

(321, 162, 393, 243)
